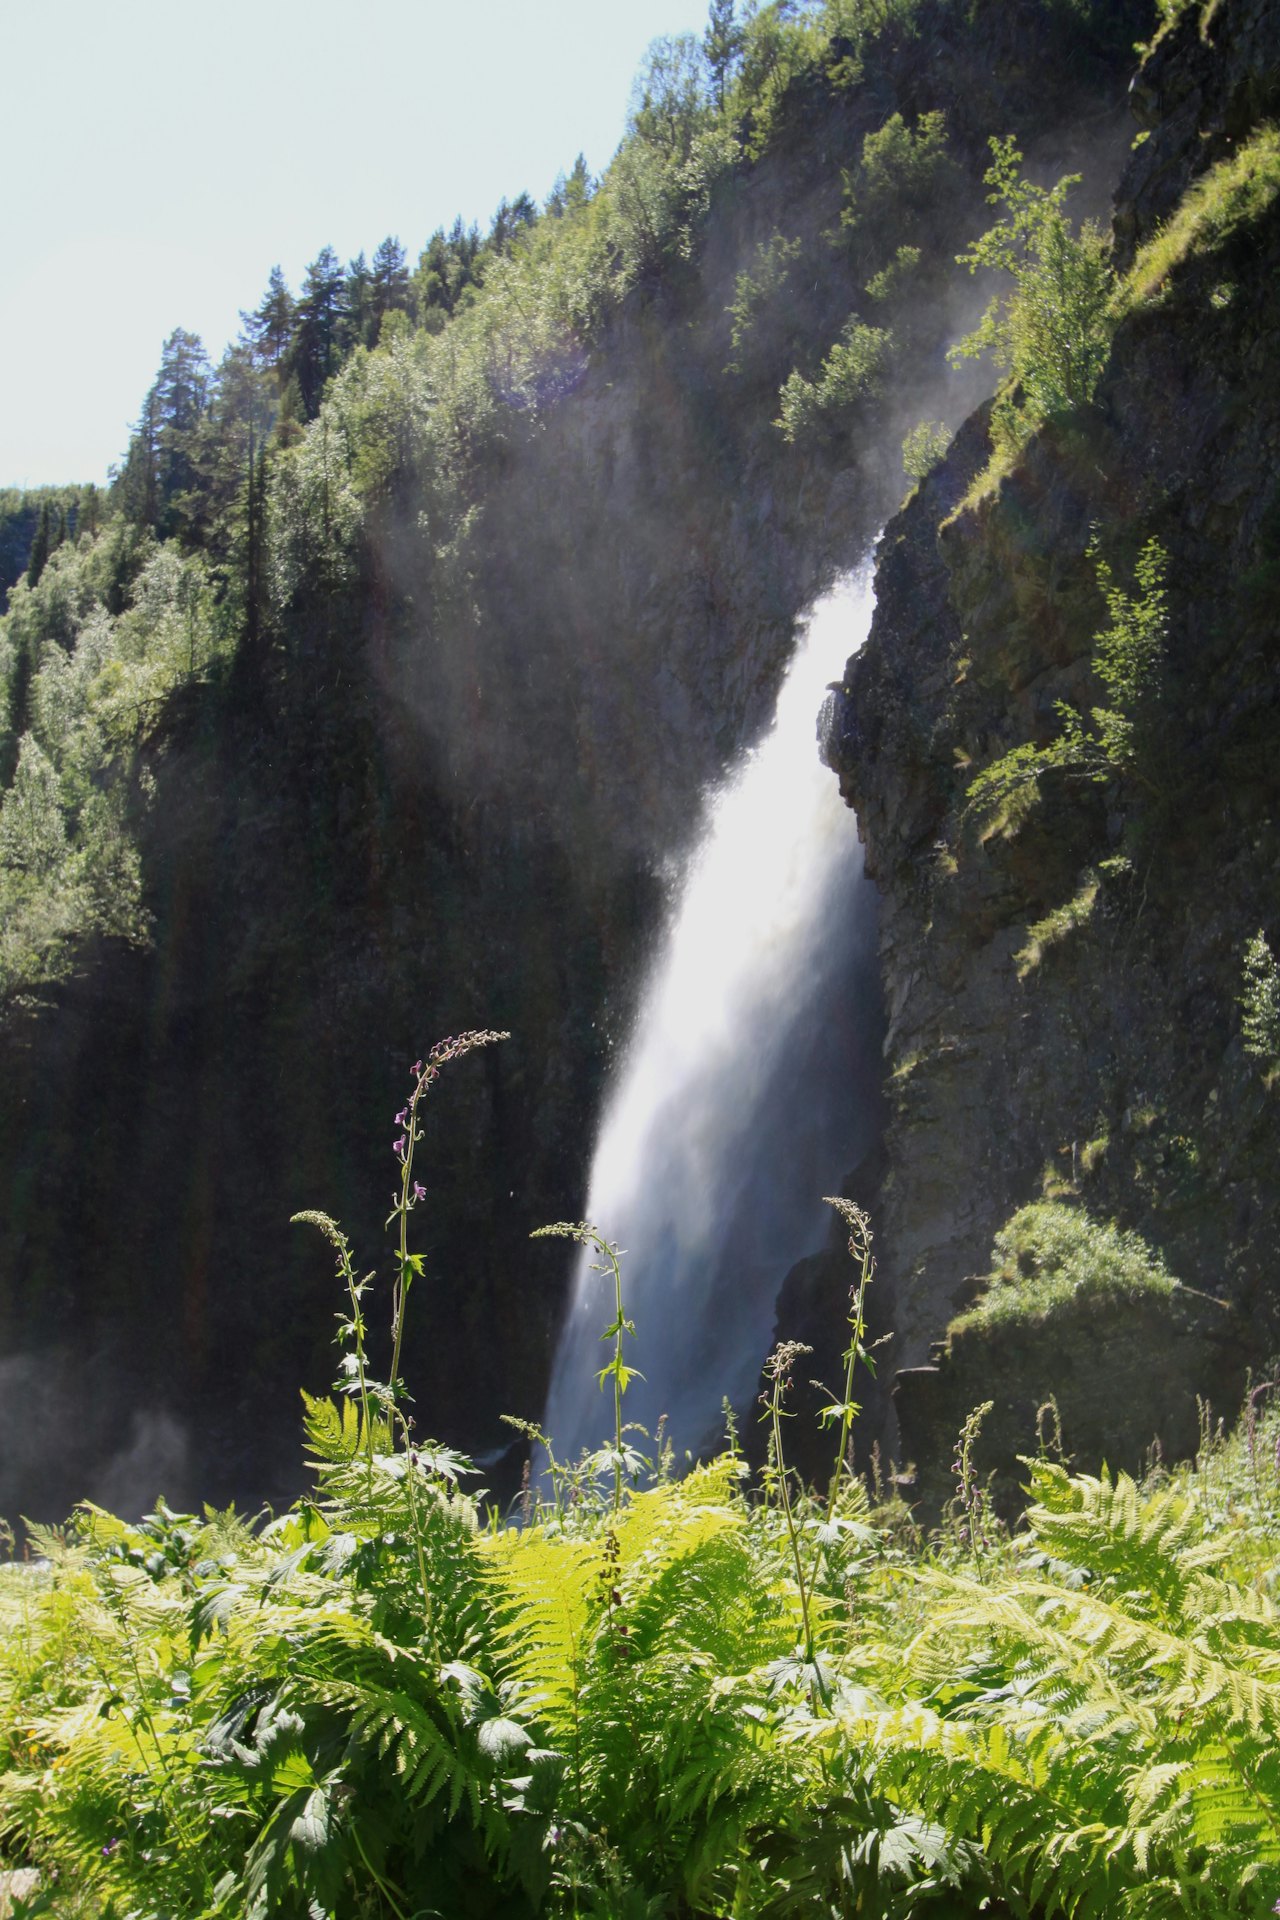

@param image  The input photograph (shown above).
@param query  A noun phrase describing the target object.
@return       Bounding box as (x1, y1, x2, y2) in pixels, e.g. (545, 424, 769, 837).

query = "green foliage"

(965, 535, 1171, 844)
(3, 1063, 1279, 1916)
(1088, 534, 1170, 780)
(900, 419, 950, 482)
(776, 317, 893, 442)
(953, 1202, 1178, 1334)
(951, 137, 1115, 460)
(704, 0, 745, 107)
(0, 531, 231, 1006)
(1240, 932, 1280, 1070)
(5, 1318, 1277, 1917)
(725, 231, 802, 374)
(1015, 868, 1099, 975)
(843, 110, 954, 269)
(1127, 124, 1280, 304)
(731, 2, 826, 161)
(1153, 0, 1200, 29)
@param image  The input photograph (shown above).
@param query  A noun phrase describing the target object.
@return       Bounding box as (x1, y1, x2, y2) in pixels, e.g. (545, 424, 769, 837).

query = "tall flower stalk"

(533, 1222, 640, 1514)
(387, 1029, 508, 1429)
(819, 1197, 876, 1526)
(762, 1341, 818, 1667)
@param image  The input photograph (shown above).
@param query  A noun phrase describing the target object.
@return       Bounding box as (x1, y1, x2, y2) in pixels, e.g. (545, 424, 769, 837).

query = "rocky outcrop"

(824, 0, 1280, 1492)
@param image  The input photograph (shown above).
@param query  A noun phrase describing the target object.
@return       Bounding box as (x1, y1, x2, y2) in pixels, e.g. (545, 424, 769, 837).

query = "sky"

(1, 0, 715, 489)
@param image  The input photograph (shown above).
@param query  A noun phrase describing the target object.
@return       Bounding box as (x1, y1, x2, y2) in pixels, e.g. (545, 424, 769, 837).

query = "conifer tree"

(342, 250, 374, 353)
(25, 501, 51, 589)
(487, 195, 537, 255)
(547, 154, 593, 215)
(288, 246, 345, 416)
(370, 235, 411, 331)
(241, 264, 296, 370)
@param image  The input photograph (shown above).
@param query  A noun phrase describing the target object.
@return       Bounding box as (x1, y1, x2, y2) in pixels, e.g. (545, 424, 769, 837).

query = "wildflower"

(393, 1134, 407, 1160)
(413, 1182, 426, 1202)
(762, 1340, 812, 1399)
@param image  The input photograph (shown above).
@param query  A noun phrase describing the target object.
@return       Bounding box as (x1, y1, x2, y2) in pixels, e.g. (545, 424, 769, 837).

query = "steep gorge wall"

(824, 0, 1280, 1500)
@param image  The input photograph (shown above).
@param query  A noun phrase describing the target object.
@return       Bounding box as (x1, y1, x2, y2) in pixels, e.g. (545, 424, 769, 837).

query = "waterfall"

(543, 568, 882, 1467)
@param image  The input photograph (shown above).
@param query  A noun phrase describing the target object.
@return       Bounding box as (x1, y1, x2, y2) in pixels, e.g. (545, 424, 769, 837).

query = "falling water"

(543, 568, 882, 1464)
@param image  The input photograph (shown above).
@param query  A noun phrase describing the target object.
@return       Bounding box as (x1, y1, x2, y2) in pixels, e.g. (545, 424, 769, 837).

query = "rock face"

(0, 3, 1151, 1522)
(823, 0, 1280, 1495)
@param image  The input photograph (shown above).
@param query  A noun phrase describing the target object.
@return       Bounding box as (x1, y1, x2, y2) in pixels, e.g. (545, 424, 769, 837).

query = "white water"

(543, 569, 882, 1464)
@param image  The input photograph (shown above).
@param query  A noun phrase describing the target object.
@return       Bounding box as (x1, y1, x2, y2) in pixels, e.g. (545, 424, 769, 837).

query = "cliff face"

(0, 2, 1150, 1521)
(824, 0, 1280, 1498)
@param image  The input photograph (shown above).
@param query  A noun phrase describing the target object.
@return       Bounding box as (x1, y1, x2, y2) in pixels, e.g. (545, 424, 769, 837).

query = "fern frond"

(483, 1528, 599, 1735)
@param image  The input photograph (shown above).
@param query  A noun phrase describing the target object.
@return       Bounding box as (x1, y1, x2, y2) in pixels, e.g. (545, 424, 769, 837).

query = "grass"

(1014, 868, 1099, 976)
(1126, 124, 1280, 304)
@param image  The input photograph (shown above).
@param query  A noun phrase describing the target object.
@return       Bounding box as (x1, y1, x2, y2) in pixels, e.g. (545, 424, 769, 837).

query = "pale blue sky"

(1, 0, 714, 487)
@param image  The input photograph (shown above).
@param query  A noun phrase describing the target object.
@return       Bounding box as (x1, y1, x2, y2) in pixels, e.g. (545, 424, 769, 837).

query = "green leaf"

(289, 1785, 332, 1855)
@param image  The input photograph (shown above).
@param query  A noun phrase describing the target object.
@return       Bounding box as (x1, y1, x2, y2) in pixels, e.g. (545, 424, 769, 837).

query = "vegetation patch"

(948, 137, 1116, 504)
(952, 1200, 1177, 1334)
(965, 535, 1171, 843)
(1127, 124, 1280, 304)
(1015, 867, 1099, 976)
(0, 1109, 1274, 1917)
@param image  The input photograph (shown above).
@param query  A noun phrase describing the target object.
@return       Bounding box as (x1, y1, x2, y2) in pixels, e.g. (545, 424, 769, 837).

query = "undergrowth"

(1, 1039, 1277, 1919)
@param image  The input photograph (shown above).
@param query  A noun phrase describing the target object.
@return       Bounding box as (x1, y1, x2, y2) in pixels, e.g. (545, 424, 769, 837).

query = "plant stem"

(604, 1239, 625, 1514)
(770, 1384, 815, 1662)
(351, 1820, 411, 1920)
(389, 1071, 425, 1419)
(825, 1225, 873, 1529)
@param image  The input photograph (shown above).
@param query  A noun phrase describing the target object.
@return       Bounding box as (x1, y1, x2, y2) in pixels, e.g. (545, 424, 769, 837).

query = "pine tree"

(241, 264, 296, 370)
(25, 501, 51, 589)
(487, 195, 537, 256)
(287, 247, 345, 417)
(114, 385, 161, 531)
(370, 236, 411, 333)
(342, 251, 373, 353)
(546, 158, 582, 217)
(413, 222, 483, 320)
(153, 329, 212, 541)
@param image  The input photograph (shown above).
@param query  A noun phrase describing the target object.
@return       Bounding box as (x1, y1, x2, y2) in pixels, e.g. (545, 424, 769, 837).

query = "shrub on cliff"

(965, 535, 1171, 841)
(950, 136, 1116, 460)
(952, 1200, 1178, 1334)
